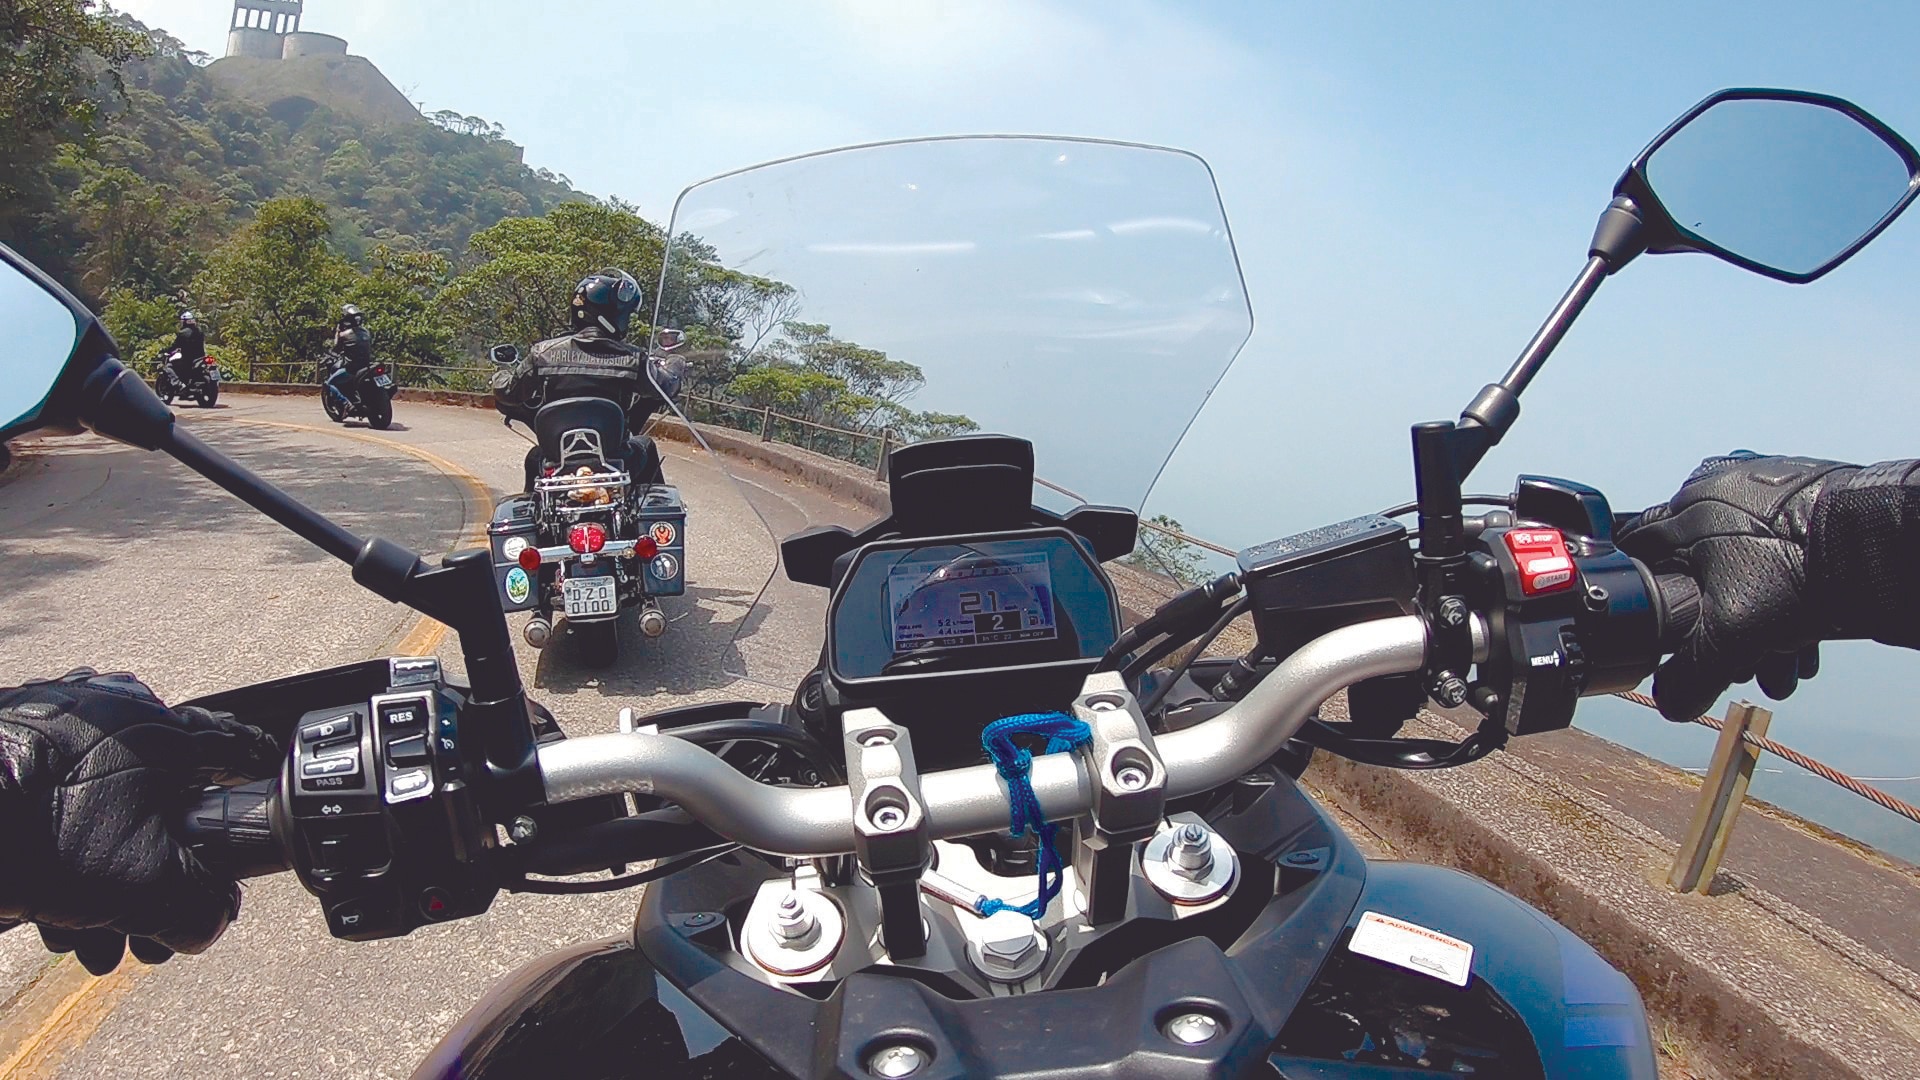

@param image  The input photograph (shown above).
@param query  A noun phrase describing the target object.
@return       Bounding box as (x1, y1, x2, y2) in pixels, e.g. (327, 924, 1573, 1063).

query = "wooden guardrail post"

(1669, 700, 1773, 893)
(873, 427, 892, 479)
(759, 406, 774, 442)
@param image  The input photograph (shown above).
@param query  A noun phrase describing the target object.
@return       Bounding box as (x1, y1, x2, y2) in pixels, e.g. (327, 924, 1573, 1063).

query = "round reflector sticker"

(651, 522, 676, 546)
(505, 568, 531, 604)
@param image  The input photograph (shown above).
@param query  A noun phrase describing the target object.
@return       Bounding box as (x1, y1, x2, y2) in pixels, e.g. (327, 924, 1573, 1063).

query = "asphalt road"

(0, 394, 866, 1078)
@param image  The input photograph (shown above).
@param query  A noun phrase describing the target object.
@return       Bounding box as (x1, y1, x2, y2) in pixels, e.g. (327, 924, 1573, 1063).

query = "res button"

(379, 699, 427, 730)
(1504, 528, 1576, 596)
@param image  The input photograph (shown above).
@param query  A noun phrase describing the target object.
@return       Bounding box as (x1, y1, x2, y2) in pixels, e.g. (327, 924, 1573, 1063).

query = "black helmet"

(340, 304, 364, 328)
(571, 269, 643, 339)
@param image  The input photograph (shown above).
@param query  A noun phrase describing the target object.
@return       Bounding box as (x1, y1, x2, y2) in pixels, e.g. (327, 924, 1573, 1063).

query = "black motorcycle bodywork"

(155, 351, 220, 408)
(415, 764, 1653, 1079)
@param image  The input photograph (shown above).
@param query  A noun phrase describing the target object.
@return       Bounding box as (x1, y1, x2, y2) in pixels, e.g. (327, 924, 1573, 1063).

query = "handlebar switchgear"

(187, 658, 501, 941)
(1473, 476, 1663, 736)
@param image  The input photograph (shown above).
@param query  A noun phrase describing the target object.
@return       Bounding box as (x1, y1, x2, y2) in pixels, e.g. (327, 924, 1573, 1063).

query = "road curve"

(0, 393, 865, 1079)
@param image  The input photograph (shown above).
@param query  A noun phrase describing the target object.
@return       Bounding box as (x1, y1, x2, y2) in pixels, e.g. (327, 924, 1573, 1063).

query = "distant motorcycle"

(318, 350, 395, 430)
(154, 349, 221, 408)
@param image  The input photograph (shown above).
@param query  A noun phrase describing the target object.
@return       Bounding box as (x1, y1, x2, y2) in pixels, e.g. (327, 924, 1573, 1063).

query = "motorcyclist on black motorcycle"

(164, 311, 205, 385)
(323, 304, 375, 405)
(492, 269, 686, 493)
(5, 450, 1915, 974)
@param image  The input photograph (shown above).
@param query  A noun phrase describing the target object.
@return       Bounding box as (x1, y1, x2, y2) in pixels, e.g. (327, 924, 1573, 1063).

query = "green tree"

(1123, 514, 1208, 587)
(345, 245, 456, 382)
(102, 289, 185, 373)
(437, 201, 669, 351)
(878, 405, 980, 442)
(0, 0, 149, 265)
(322, 140, 376, 207)
(777, 321, 927, 421)
(65, 161, 201, 294)
(726, 368, 853, 418)
(193, 196, 353, 379)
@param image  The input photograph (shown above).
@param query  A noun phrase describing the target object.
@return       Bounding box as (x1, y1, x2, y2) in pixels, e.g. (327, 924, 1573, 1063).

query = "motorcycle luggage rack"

(536, 470, 631, 499)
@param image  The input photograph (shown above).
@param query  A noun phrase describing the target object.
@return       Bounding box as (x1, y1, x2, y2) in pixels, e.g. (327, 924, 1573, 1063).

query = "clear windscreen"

(648, 137, 1253, 689)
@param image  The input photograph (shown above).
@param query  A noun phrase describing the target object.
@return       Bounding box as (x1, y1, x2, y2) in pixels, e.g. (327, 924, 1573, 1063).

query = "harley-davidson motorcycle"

(0, 88, 1913, 1079)
(485, 337, 691, 668)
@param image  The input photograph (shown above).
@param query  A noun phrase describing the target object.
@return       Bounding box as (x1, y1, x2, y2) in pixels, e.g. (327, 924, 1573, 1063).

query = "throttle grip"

(1653, 573, 1701, 653)
(179, 780, 291, 880)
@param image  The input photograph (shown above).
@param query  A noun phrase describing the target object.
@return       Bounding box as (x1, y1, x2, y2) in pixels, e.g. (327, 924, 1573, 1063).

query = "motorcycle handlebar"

(180, 614, 1507, 876)
(536, 614, 1450, 857)
(1653, 573, 1701, 653)
(178, 780, 290, 880)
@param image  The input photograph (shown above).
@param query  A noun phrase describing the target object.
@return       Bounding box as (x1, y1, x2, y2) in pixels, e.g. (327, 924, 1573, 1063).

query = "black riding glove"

(1616, 452, 1920, 722)
(0, 670, 280, 974)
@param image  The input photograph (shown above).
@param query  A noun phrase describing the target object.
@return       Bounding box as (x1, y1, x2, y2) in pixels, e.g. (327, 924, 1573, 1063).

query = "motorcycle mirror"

(489, 344, 520, 366)
(0, 243, 95, 444)
(1621, 89, 1920, 283)
(1417, 89, 1919, 586)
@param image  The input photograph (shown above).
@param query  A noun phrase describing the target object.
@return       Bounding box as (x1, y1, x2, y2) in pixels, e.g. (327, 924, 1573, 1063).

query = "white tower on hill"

(225, 1, 350, 61)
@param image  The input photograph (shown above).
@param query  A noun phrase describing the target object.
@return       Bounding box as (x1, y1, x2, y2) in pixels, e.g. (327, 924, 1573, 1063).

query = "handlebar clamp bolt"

(871, 805, 908, 831)
(1437, 596, 1469, 628)
(508, 815, 539, 844)
(1114, 764, 1150, 791)
(966, 911, 1048, 983)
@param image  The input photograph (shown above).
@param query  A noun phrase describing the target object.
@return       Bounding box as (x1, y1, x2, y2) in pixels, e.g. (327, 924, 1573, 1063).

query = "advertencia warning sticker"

(1348, 911, 1474, 987)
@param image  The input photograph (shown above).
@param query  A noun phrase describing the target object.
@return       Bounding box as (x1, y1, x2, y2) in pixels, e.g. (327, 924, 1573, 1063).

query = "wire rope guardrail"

(1612, 688, 1920, 893)
(1615, 689, 1920, 827)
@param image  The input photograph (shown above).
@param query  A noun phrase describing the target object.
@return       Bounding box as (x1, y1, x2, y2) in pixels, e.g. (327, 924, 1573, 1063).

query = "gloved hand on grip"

(1617, 451, 1920, 722)
(0, 669, 280, 974)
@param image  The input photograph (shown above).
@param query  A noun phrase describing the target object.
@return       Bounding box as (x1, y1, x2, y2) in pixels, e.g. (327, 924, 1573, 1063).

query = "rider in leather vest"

(494, 269, 684, 492)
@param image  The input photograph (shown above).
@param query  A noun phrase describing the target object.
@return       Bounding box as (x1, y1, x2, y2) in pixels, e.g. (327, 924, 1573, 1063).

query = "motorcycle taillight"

(568, 523, 607, 554)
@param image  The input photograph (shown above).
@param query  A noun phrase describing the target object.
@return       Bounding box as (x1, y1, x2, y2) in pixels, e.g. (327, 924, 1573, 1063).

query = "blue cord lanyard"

(976, 712, 1092, 920)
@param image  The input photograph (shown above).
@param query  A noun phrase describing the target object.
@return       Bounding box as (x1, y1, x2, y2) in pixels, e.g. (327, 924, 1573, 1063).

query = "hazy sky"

(111, 0, 1920, 842)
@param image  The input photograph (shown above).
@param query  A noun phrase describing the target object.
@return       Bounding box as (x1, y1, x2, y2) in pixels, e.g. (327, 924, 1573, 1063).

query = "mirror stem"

(165, 425, 365, 563)
(1497, 253, 1610, 399)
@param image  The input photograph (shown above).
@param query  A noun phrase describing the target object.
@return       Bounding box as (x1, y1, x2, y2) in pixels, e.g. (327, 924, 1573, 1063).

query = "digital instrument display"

(888, 552, 1059, 653)
(829, 531, 1119, 683)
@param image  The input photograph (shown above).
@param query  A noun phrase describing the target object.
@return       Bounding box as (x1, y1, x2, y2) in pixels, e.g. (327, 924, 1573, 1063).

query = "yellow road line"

(0, 412, 498, 1073)
(0, 963, 133, 1079)
(208, 415, 497, 657)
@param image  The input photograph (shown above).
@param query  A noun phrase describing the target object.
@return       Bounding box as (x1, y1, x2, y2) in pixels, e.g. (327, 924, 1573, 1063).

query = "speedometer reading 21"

(889, 552, 1059, 653)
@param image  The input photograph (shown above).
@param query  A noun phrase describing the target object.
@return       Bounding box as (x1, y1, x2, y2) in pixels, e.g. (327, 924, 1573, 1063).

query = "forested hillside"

(0, 10, 579, 305)
(2, 2, 974, 441)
